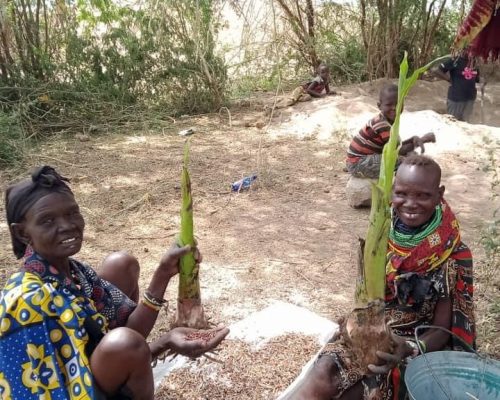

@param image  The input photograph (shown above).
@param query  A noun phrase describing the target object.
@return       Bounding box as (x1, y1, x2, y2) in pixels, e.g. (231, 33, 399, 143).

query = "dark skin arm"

(125, 244, 198, 338)
(125, 244, 230, 359)
(416, 297, 452, 352)
(368, 296, 452, 374)
(434, 68, 450, 83)
(399, 132, 436, 156)
(326, 82, 339, 96)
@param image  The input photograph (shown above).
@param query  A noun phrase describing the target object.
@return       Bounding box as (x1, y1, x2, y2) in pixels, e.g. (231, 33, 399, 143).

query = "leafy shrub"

(0, 111, 25, 167)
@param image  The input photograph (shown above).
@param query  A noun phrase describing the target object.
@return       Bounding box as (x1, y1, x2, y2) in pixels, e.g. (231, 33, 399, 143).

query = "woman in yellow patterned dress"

(0, 166, 228, 400)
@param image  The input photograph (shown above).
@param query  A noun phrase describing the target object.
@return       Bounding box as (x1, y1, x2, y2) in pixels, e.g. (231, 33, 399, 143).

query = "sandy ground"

(0, 79, 498, 398)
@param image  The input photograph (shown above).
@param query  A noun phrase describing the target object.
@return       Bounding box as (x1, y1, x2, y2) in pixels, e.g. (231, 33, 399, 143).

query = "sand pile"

(267, 79, 500, 142)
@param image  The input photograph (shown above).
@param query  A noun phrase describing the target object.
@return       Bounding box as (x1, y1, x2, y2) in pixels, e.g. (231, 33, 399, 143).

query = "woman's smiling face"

(14, 192, 85, 267)
(392, 163, 444, 228)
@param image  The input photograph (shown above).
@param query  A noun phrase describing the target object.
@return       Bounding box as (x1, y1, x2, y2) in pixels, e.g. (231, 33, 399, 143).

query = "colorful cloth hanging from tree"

(453, 0, 500, 61)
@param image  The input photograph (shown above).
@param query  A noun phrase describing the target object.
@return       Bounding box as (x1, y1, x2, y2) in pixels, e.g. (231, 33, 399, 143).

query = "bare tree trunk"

(360, 0, 374, 79)
(305, 0, 318, 68)
(18, 0, 41, 78)
(35, 0, 41, 51)
(360, 0, 369, 50)
(0, 17, 14, 65)
(0, 46, 9, 81)
(275, 0, 318, 69)
(387, 0, 395, 78)
(422, 0, 447, 63)
(11, 7, 30, 75)
(42, 0, 48, 55)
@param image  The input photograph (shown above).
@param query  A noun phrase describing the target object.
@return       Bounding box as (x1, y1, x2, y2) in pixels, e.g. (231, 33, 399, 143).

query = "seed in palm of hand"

(185, 331, 217, 341)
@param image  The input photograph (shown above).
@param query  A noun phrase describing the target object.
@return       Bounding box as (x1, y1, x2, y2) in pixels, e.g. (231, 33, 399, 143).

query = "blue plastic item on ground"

(231, 174, 257, 192)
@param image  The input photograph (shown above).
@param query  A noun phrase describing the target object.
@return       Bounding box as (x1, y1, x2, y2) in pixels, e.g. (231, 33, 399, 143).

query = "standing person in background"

(435, 51, 480, 122)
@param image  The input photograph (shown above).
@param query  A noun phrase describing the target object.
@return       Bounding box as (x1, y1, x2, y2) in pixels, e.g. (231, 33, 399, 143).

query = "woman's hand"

(155, 326, 229, 359)
(158, 242, 203, 280)
(367, 334, 413, 375)
(129, 242, 203, 339)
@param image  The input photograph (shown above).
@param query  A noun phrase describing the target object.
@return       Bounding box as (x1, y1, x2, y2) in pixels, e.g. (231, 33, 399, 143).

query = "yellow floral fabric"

(0, 264, 107, 399)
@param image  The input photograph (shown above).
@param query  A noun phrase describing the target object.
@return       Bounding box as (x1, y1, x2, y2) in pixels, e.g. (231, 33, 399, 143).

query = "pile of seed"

(156, 334, 319, 400)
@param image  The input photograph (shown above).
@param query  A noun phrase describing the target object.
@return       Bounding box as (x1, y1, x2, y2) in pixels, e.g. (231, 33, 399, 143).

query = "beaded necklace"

(390, 205, 442, 248)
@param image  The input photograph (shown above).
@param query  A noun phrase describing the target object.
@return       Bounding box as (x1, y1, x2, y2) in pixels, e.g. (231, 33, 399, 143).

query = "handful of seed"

(185, 330, 217, 342)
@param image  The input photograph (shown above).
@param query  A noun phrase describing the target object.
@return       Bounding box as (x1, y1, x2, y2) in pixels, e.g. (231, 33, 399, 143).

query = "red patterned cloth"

(386, 200, 475, 349)
(386, 201, 460, 303)
(454, 0, 500, 61)
(469, 9, 500, 61)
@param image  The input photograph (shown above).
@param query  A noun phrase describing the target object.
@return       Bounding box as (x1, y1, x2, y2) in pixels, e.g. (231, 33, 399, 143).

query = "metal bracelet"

(144, 291, 167, 306)
(141, 298, 161, 312)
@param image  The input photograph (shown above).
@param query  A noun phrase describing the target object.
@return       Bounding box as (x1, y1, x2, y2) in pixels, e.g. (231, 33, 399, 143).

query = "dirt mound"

(266, 79, 500, 142)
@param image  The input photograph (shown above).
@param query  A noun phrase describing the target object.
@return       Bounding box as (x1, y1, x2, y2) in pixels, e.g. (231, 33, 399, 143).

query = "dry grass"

(473, 244, 499, 357)
(474, 137, 500, 358)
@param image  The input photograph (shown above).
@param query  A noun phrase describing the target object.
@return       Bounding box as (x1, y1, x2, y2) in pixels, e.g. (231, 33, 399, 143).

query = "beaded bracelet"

(142, 292, 168, 312)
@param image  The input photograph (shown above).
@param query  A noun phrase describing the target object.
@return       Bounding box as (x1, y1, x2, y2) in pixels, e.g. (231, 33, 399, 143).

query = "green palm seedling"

(343, 52, 450, 371)
(278, 54, 454, 400)
(175, 141, 208, 328)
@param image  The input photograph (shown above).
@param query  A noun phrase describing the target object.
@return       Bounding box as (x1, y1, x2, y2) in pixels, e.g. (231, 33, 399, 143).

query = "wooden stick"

(203, 354, 224, 364)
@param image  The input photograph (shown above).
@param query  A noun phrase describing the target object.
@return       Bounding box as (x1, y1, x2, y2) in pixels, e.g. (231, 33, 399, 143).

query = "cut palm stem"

(175, 140, 208, 328)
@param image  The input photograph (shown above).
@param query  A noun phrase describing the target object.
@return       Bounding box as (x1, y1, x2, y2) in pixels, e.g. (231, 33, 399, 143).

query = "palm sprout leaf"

(178, 140, 200, 299)
(356, 53, 450, 305)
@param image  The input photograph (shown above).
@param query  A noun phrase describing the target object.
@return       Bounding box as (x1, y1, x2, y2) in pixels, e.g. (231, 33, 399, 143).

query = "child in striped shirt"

(346, 83, 435, 178)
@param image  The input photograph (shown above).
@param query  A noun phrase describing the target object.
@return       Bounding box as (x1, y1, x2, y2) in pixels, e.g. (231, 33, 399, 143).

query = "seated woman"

(285, 155, 475, 399)
(0, 166, 229, 400)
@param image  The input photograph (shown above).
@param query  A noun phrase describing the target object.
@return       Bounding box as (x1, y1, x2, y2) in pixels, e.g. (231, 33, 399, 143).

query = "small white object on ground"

(178, 128, 195, 136)
(152, 300, 338, 389)
(227, 300, 337, 348)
